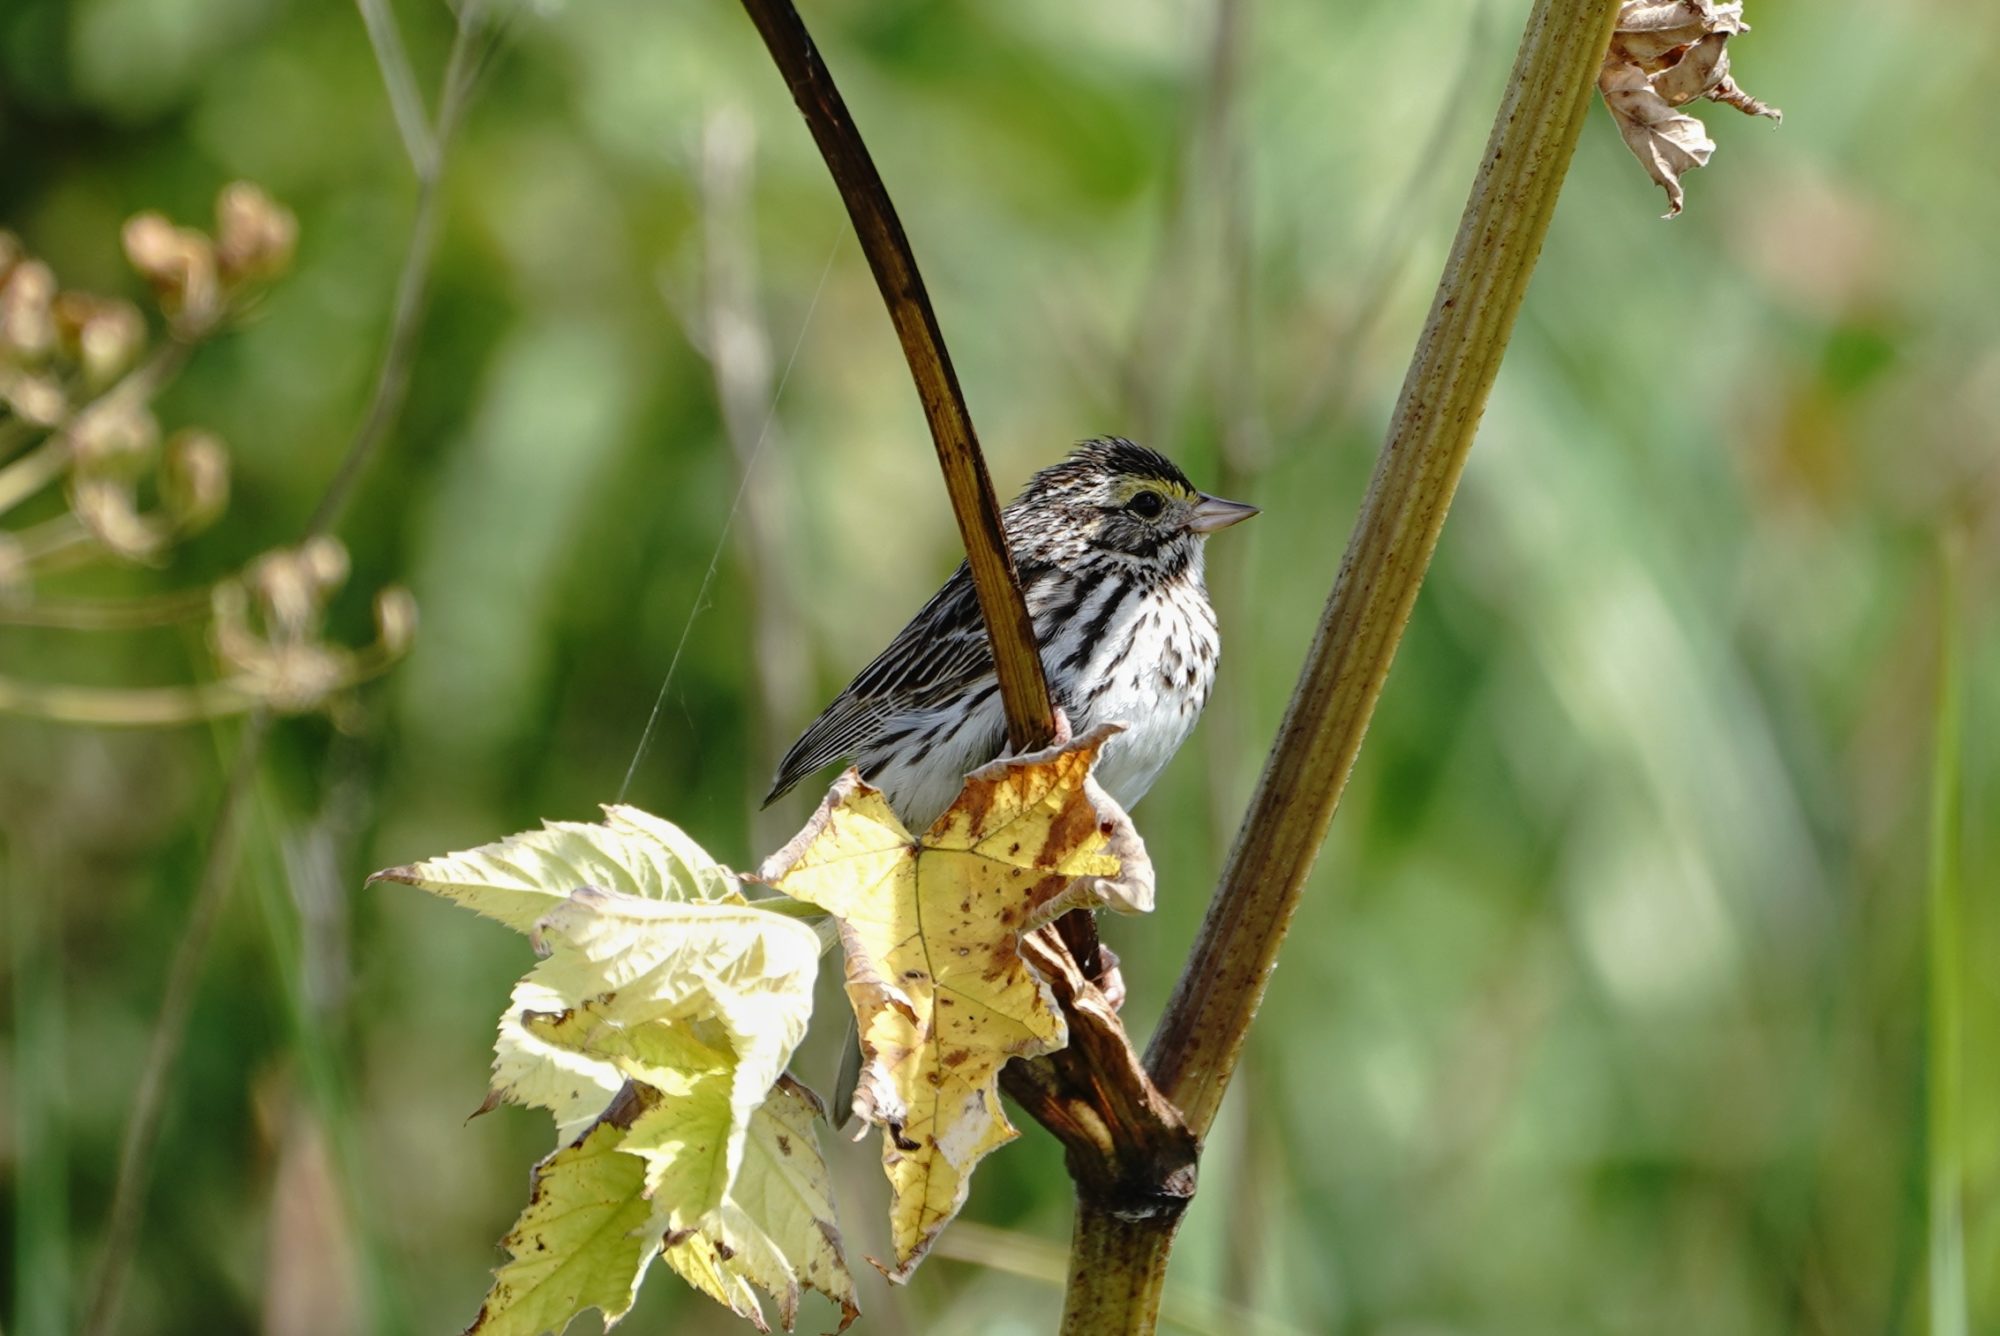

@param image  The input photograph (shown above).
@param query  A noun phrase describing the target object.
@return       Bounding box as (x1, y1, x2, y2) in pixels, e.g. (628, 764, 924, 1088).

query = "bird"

(765, 437, 1258, 831)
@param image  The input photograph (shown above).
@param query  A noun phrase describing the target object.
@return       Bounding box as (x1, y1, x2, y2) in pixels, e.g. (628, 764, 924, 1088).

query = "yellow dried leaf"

(500, 886, 818, 1163)
(760, 725, 1152, 1279)
(524, 1016, 855, 1331)
(491, 972, 627, 1141)
(662, 1231, 768, 1331)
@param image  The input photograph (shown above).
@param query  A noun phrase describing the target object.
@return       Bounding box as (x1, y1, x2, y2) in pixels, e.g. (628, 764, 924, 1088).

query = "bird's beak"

(1187, 492, 1260, 534)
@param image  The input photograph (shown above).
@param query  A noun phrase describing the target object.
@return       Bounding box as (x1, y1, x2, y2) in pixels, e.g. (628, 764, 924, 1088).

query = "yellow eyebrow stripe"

(1109, 479, 1197, 505)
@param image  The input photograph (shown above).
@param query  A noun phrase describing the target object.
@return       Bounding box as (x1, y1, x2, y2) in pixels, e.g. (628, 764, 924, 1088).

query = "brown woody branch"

(1008, 929, 1199, 1213)
(734, 0, 1054, 755)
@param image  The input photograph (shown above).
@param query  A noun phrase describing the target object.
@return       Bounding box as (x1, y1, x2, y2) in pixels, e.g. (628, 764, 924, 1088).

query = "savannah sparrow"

(766, 437, 1257, 829)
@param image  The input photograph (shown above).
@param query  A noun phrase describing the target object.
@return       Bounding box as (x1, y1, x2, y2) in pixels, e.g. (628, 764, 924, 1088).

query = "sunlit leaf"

(661, 1078, 859, 1333)
(369, 803, 743, 933)
(525, 999, 740, 1229)
(490, 972, 626, 1142)
(382, 815, 856, 1332)
(523, 1011, 856, 1329)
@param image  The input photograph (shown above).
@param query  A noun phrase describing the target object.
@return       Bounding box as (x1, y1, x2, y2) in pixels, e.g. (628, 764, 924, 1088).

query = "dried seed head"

(122, 211, 221, 331)
(215, 182, 298, 286)
(71, 476, 168, 562)
(245, 537, 348, 642)
(162, 429, 231, 532)
(1, 370, 67, 426)
(375, 586, 419, 657)
(256, 642, 350, 713)
(297, 534, 350, 592)
(0, 258, 58, 360)
(68, 400, 161, 475)
(53, 292, 147, 387)
(211, 538, 393, 716)
(210, 577, 257, 665)
(249, 554, 320, 641)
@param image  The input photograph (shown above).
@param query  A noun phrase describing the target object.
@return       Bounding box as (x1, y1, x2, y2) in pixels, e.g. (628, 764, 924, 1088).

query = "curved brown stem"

(734, 0, 1055, 754)
(736, 0, 1183, 1268)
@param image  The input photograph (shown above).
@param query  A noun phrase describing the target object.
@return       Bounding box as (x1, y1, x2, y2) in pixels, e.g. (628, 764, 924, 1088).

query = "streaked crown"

(1008, 437, 1255, 564)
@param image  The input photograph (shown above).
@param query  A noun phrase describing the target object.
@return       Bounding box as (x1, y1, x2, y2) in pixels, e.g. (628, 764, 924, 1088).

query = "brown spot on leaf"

(1038, 790, 1096, 866)
(598, 1078, 660, 1130)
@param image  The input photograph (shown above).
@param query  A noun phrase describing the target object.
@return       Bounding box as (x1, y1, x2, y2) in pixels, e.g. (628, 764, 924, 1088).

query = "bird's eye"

(1127, 491, 1166, 519)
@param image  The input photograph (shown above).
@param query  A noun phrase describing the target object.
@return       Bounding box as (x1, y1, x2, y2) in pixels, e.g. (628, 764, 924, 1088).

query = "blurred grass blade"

(352, 0, 437, 177)
(8, 834, 70, 1336)
(1927, 531, 1967, 1336)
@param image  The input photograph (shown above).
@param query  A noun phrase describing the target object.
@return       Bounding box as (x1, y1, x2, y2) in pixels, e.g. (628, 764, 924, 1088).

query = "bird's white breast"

(1064, 571, 1219, 812)
(860, 552, 1221, 832)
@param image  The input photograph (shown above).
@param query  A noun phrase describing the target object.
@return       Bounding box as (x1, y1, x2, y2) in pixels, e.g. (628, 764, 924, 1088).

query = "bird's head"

(1009, 437, 1258, 566)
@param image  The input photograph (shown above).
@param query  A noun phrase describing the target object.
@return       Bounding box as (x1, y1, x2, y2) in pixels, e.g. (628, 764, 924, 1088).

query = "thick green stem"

(1059, 1205, 1182, 1336)
(1063, 0, 1622, 1322)
(1151, 0, 1619, 1140)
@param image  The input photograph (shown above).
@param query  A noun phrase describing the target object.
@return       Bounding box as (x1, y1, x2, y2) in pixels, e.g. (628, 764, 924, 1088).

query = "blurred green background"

(2, 0, 1994, 1332)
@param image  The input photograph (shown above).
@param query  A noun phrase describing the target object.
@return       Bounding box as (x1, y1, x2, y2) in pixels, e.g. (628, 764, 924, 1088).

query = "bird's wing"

(763, 561, 996, 805)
